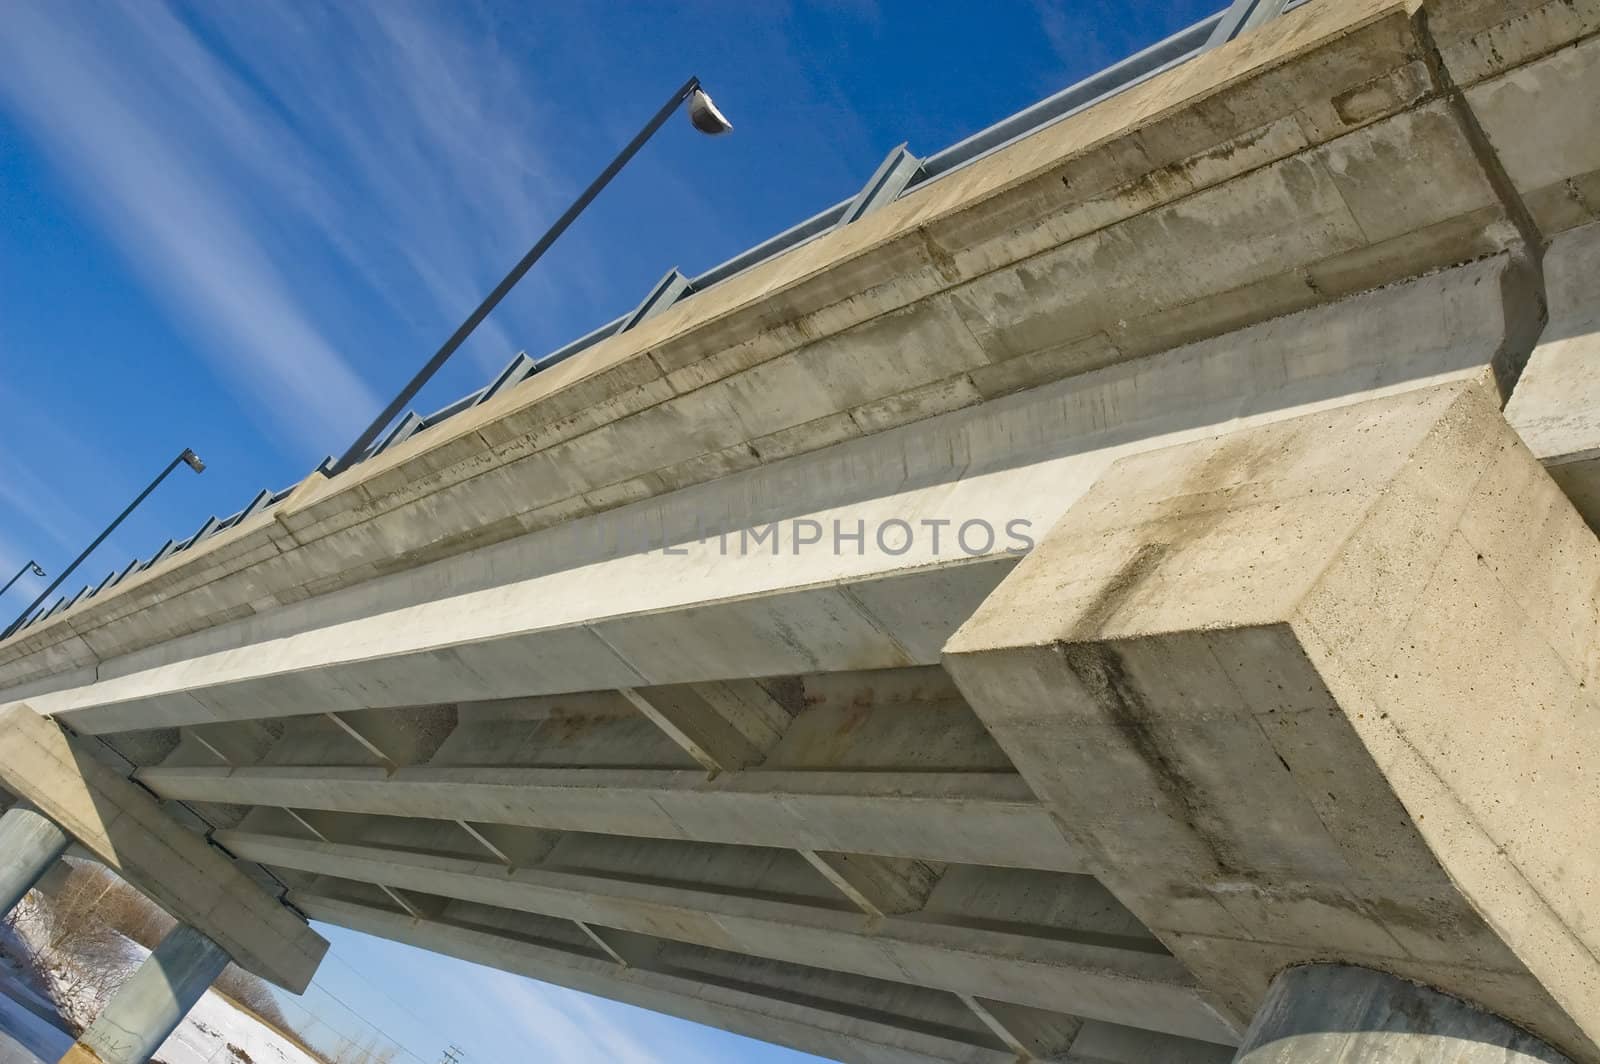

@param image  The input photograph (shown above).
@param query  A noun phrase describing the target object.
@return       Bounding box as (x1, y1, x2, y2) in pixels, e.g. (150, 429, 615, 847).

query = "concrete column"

(61, 923, 230, 1064)
(1233, 966, 1570, 1064)
(0, 803, 69, 916)
(944, 382, 1600, 1056)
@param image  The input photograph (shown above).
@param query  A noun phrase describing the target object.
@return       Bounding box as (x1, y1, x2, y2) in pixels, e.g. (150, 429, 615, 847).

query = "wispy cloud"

(479, 969, 664, 1064)
(0, 3, 379, 454)
(0, 1, 606, 458)
(1028, 0, 1132, 79)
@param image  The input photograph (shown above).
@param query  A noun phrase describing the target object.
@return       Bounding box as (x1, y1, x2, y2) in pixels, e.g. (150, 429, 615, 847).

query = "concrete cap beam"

(0, 704, 327, 991)
(945, 381, 1600, 1056)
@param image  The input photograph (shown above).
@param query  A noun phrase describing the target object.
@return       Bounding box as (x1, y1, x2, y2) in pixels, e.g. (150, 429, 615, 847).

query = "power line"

(291, 964, 431, 1064)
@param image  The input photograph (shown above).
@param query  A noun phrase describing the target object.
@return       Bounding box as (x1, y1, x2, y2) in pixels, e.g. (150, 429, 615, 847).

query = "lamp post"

(2, 448, 205, 640)
(327, 77, 732, 477)
(0, 561, 45, 600)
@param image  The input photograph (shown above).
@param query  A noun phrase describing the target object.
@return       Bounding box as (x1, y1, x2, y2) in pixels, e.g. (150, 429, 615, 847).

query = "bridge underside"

(4, 1, 1600, 1061)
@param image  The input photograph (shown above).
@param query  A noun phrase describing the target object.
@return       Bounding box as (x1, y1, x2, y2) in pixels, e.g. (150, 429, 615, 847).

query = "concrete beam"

(945, 381, 1600, 1057)
(221, 829, 1235, 1043)
(321, 705, 458, 768)
(136, 764, 1085, 873)
(1463, 19, 1600, 236)
(7, 248, 1535, 738)
(305, 893, 1235, 1064)
(180, 719, 283, 766)
(12, 0, 1575, 689)
(618, 681, 793, 775)
(299, 892, 1020, 1064)
(0, 705, 326, 991)
(801, 851, 944, 918)
(958, 995, 1080, 1061)
(1508, 219, 1600, 526)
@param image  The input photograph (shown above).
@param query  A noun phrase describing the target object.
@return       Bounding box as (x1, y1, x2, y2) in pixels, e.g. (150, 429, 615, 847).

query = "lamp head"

(180, 448, 206, 473)
(29, 563, 44, 577)
(687, 88, 732, 135)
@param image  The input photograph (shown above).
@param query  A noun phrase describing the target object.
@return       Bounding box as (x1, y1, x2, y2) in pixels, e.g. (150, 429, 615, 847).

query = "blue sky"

(0, 0, 1216, 1059)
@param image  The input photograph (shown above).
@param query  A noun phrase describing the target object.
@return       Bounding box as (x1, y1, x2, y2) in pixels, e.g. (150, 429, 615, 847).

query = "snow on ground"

(150, 989, 321, 1064)
(0, 899, 321, 1064)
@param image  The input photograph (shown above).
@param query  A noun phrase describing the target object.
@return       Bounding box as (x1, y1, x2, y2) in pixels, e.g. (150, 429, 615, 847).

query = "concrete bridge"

(3, 0, 1600, 1060)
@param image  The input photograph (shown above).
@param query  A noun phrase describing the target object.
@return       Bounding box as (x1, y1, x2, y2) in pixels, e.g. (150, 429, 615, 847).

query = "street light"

(2, 448, 206, 640)
(0, 561, 45, 601)
(327, 76, 732, 477)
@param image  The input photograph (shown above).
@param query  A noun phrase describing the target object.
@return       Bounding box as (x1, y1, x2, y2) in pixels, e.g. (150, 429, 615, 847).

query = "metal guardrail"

(13, 0, 1308, 634)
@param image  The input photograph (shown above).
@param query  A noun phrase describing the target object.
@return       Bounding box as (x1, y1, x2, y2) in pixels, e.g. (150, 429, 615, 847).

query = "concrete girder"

(8, 0, 1599, 692)
(957, 995, 1084, 1062)
(1507, 220, 1600, 527)
(945, 381, 1600, 1057)
(301, 892, 1220, 1064)
(800, 850, 945, 918)
(619, 680, 794, 775)
(320, 705, 458, 768)
(223, 829, 1235, 1043)
(7, 248, 1537, 739)
(138, 764, 1085, 873)
(0, 705, 326, 991)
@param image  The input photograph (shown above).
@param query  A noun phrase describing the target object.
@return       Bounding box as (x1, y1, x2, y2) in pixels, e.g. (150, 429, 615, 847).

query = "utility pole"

(438, 1046, 464, 1064)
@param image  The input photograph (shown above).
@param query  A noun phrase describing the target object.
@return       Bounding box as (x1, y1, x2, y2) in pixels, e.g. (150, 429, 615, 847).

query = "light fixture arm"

(2, 448, 205, 640)
(328, 75, 725, 477)
(0, 560, 45, 601)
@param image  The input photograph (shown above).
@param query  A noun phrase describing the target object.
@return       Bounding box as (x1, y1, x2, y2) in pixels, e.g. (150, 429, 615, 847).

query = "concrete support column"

(944, 382, 1600, 1056)
(1233, 966, 1570, 1063)
(0, 803, 70, 916)
(61, 923, 230, 1064)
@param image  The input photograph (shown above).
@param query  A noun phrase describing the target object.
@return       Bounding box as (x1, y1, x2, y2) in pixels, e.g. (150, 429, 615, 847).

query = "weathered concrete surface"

(218, 829, 1235, 1043)
(4, 0, 1595, 693)
(1508, 220, 1600, 526)
(1234, 965, 1570, 1064)
(1458, 8, 1600, 236)
(61, 924, 230, 1064)
(945, 381, 1600, 1057)
(0, 2, 1594, 1061)
(618, 682, 792, 775)
(0, 804, 69, 915)
(300, 892, 1234, 1064)
(138, 764, 1083, 872)
(4, 250, 1534, 736)
(0, 705, 326, 991)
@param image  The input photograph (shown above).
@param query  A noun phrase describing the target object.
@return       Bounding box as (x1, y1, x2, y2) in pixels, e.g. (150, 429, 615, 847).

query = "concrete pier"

(60, 924, 230, 1064)
(0, 804, 68, 915)
(1233, 966, 1571, 1064)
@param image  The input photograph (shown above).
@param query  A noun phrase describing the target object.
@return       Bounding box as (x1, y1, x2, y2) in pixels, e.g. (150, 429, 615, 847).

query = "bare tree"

(213, 963, 292, 1031)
